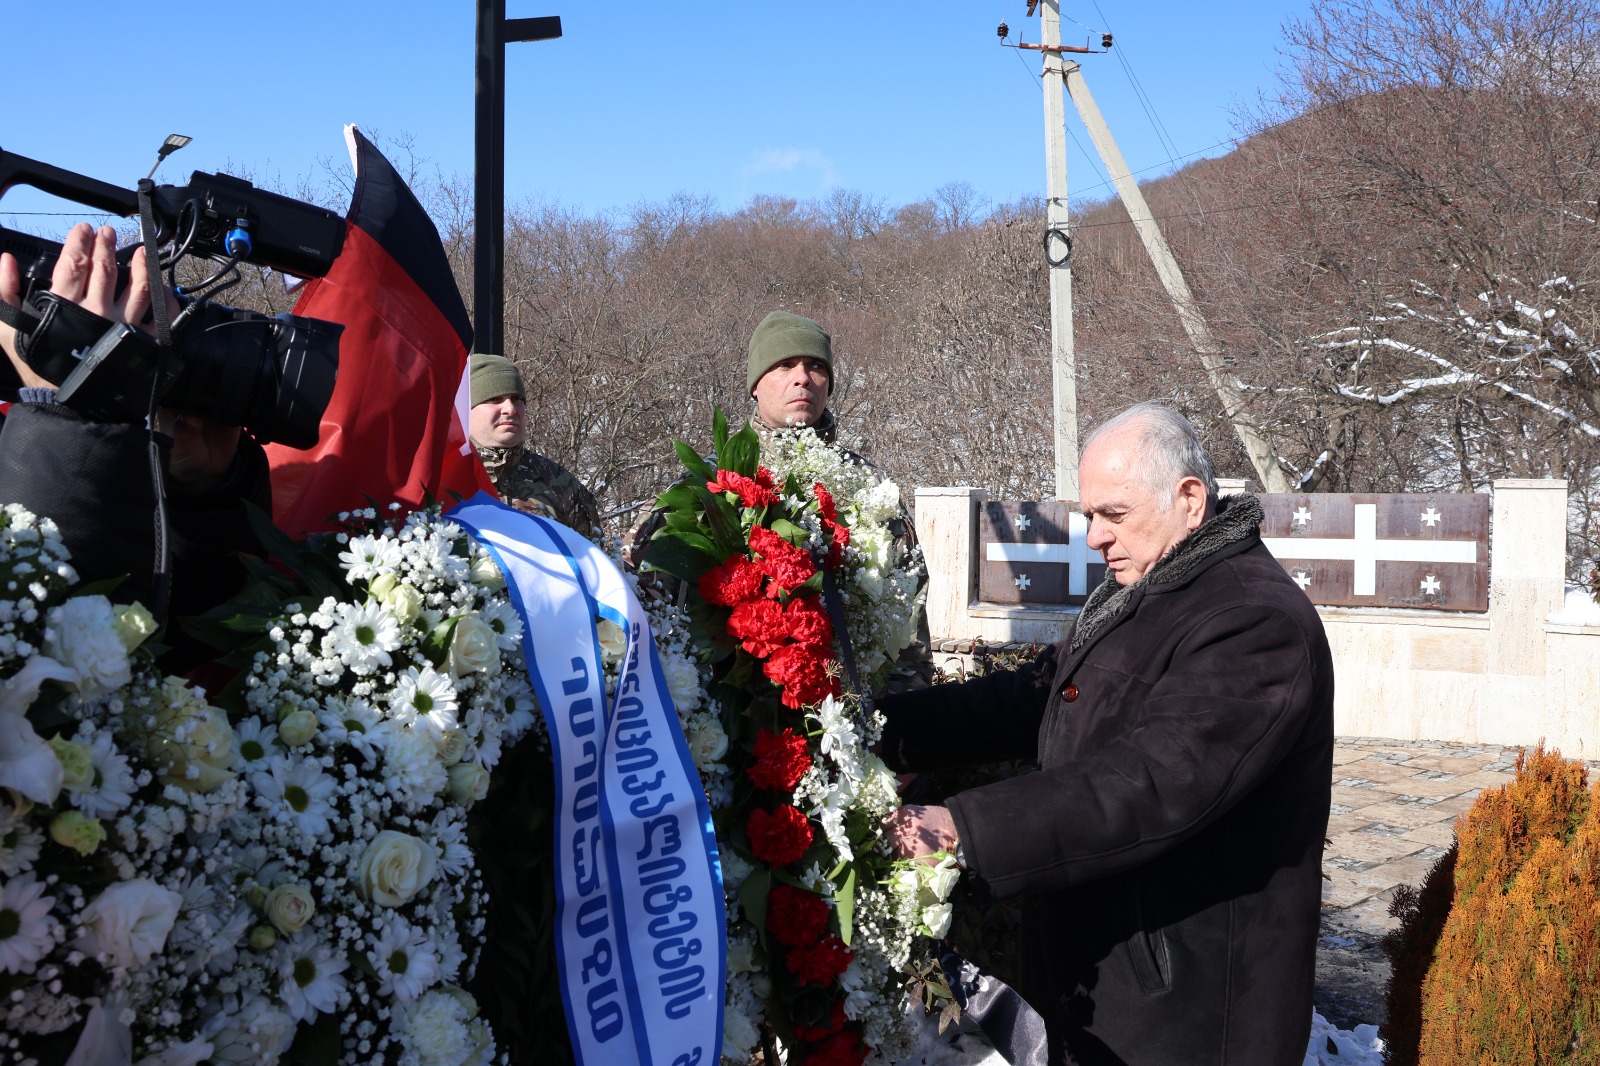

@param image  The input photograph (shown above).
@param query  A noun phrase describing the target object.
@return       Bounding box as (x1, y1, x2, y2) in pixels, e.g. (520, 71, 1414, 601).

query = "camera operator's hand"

(0, 222, 154, 385)
(157, 410, 242, 491)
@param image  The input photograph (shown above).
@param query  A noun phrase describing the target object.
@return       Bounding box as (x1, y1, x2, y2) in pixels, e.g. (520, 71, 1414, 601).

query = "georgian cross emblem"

(1292, 507, 1313, 527)
(985, 512, 1094, 596)
(1014, 514, 1031, 531)
(1420, 574, 1442, 595)
(1292, 569, 1313, 590)
(1014, 574, 1032, 591)
(1263, 504, 1477, 597)
(1420, 506, 1441, 528)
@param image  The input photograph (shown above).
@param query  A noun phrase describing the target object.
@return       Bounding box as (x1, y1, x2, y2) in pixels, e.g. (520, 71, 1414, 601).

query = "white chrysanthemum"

(66, 730, 136, 819)
(429, 809, 473, 877)
(0, 873, 58, 974)
(325, 600, 402, 674)
(383, 730, 447, 807)
(398, 988, 487, 1065)
(370, 916, 441, 1002)
(316, 695, 392, 766)
(479, 599, 522, 651)
(337, 534, 403, 581)
(251, 756, 338, 841)
(0, 801, 43, 876)
(275, 933, 350, 1023)
(232, 716, 278, 770)
(201, 992, 297, 1065)
(388, 666, 459, 738)
(661, 651, 703, 712)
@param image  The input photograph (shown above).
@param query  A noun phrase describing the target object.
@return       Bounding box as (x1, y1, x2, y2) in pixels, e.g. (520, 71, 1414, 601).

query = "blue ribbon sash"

(450, 495, 725, 1066)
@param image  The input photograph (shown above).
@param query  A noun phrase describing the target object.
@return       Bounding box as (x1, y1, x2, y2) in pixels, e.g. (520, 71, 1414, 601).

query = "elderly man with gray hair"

(880, 402, 1334, 1065)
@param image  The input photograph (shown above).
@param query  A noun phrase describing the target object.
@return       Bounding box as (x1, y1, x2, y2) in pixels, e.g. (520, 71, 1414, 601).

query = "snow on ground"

(881, 1009, 1383, 1065)
(1551, 585, 1600, 626)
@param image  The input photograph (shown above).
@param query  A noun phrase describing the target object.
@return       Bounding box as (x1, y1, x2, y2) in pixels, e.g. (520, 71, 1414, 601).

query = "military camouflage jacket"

(478, 444, 601, 535)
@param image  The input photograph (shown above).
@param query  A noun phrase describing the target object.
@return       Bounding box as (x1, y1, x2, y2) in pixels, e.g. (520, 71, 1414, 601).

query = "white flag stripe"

(987, 543, 1069, 563)
(1263, 503, 1477, 597)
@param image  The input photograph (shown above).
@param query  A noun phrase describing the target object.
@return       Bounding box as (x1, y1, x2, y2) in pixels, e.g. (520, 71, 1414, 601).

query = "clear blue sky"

(2, 0, 1310, 237)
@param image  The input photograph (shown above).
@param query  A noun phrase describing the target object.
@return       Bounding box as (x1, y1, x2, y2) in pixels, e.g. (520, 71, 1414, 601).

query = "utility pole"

(1059, 62, 1291, 492)
(1040, 0, 1079, 501)
(474, 1, 562, 356)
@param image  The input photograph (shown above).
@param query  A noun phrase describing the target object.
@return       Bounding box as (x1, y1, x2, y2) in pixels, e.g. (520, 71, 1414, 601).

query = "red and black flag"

(265, 125, 494, 538)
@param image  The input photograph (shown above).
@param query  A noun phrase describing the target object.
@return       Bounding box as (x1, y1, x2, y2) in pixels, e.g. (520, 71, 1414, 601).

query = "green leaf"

(835, 864, 857, 946)
(672, 439, 717, 483)
(640, 535, 723, 583)
(795, 570, 824, 595)
(657, 481, 701, 514)
(712, 407, 730, 453)
(769, 518, 810, 547)
(718, 422, 760, 478)
(692, 485, 748, 558)
(422, 616, 459, 668)
(738, 865, 772, 946)
(661, 512, 705, 535)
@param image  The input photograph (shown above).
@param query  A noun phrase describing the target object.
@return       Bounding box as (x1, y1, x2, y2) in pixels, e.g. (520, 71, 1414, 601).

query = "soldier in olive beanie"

(470, 353, 526, 407)
(746, 311, 834, 395)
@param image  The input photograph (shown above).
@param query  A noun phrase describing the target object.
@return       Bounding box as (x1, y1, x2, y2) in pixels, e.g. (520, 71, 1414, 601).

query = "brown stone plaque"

(1259, 493, 1489, 611)
(977, 500, 1106, 606)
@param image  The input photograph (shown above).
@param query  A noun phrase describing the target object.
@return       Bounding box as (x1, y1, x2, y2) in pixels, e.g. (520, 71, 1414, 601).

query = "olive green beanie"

(746, 311, 834, 395)
(470, 353, 525, 406)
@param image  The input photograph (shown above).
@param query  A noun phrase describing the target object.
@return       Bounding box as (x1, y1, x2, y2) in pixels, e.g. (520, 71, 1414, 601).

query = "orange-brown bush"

(1396, 746, 1600, 1064)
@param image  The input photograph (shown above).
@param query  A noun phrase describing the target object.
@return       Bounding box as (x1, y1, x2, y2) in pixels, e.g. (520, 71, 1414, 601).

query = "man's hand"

(884, 803, 959, 860)
(0, 223, 154, 385)
(157, 411, 241, 490)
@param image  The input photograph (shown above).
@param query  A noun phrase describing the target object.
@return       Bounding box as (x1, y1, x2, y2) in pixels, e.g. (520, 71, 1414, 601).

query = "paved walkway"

(1314, 736, 1597, 1029)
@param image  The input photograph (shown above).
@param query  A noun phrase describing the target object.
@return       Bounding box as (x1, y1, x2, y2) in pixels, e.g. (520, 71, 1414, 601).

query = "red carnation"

(784, 594, 833, 650)
(746, 805, 813, 867)
(708, 469, 779, 510)
(750, 525, 818, 595)
(766, 884, 830, 947)
(801, 1030, 868, 1066)
(786, 934, 853, 986)
(812, 482, 851, 569)
(793, 1000, 848, 1043)
(698, 555, 766, 607)
(764, 643, 839, 709)
(728, 599, 789, 659)
(813, 482, 839, 526)
(748, 727, 812, 793)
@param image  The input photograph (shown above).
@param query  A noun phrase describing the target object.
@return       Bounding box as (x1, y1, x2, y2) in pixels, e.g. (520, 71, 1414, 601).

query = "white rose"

(447, 762, 490, 805)
(661, 654, 703, 713)
(449, 615, 501, 677)
(855, 568, 884, 603)
(921, 855, 962, 903)
(44, 596, 131, 699)
(111, 603, 159, 653)
(384, 584, 424, 627)
(469, 552, 505, 591)
(276, 709, 317, 749)
(921, 902, 953, 939)
(76, 878, 183, 969)
(596, 619, 627, 665)
(263, 884, 315, 935)
(148, 684, 237, 794)
(356, 830, 438, 907)
(435, 728, 468, 767)
(686, 713, 728, 771)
